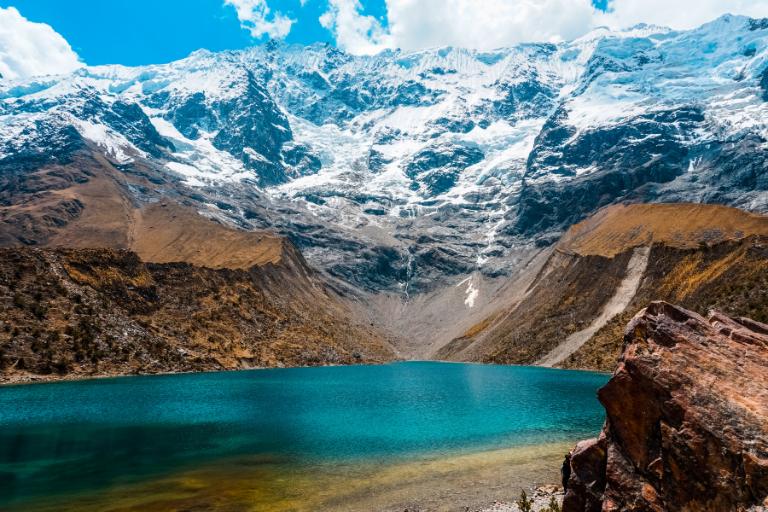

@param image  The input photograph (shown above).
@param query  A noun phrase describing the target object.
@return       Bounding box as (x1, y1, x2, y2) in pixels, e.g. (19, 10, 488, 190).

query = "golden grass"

(659, 246, 748, 301)
(559, 203, 768, 257)
(62, 260, 154, 290)
(461, 313, 498, 339)
(129, 203, 286, 269)
(30, 164, 288, 270)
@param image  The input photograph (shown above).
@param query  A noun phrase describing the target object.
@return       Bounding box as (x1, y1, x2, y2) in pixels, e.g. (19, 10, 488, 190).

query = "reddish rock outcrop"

(563, 301, 768, 512)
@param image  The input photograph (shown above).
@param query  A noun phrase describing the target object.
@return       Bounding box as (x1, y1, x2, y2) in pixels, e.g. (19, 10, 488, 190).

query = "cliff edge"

(563, 301, 768, 511)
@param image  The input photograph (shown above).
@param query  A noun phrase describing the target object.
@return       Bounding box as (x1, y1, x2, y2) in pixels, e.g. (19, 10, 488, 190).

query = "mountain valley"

(2, 6, 768, 511)
(1, 15, 768, 378)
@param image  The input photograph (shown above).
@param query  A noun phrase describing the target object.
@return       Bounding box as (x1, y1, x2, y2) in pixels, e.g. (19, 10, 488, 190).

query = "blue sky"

(0, 0, 389, 66)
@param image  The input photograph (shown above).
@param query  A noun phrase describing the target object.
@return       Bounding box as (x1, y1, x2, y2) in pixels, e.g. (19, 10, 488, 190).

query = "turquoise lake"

(0, 362, 609, 511)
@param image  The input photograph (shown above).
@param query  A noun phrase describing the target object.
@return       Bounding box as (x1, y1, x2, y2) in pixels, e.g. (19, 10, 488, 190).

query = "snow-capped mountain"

(1, 15, 767, 294)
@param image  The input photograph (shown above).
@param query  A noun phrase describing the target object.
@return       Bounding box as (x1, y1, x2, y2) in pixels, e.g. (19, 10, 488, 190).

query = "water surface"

(0, 362, 608, 510)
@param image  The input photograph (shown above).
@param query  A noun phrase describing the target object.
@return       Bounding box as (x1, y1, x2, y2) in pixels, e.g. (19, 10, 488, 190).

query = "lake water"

(0, 362, 608, 511)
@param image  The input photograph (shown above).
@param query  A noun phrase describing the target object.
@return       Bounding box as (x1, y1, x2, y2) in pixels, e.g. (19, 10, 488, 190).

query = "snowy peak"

(1, 16, 768, 293)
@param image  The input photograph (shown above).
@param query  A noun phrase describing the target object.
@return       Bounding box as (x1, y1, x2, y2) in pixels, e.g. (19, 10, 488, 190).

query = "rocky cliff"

(562, 302, 768, 512)
(0, 140, 400, 383)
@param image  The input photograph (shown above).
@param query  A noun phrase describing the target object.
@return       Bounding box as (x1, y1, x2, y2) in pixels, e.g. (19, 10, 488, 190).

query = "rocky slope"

(1, 15, 767, 297)
(0, 112, 407, 380)
(0, 149, 397, 381)
(0, 246, 395, 383)
(562, 302, 768, 511)
(437, 203, 768, 369)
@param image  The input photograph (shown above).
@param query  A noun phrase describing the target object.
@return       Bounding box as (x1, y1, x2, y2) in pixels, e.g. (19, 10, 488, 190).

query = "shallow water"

(0, 362, 608, 510)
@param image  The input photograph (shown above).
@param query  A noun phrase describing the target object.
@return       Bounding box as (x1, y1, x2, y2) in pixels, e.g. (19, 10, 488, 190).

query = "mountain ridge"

(2, 15, 768, 369)
(2, 14, 767, 298)
(557, 202, 768, 257)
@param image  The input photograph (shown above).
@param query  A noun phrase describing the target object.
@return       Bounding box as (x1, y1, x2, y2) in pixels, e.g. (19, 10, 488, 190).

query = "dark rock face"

(161, 70, 294, 186)
(276, 60, 443, 126)
(10, 90, 173, 160)
(563, 302, 768, 511)
(367, 148, 389, 172)
(491, 73, 557, 121)
(389, 80, 441, 107)
(749, 18, 768, 31)
(104, 101, 174, 156)
(164, 91, 214, 139)
(0, 247, 395, 383)
(405, 142, 484, 197)
(0, 120, 84, 173)
(210, 72, 293, 185)
(328, 244, 409, 291)
(516, 107, 703, 235)
(430, 115, 476, 134)
(563, 437, 607, 512)
(282, 143, 322, 177)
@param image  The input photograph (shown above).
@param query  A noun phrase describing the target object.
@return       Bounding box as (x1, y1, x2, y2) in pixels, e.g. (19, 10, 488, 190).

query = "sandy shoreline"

(6, 442, 573, 511)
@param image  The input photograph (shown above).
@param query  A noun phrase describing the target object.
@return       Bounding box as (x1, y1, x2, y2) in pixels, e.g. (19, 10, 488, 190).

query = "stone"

(563, 301, 768, 511)
(562, 436, 607, 512)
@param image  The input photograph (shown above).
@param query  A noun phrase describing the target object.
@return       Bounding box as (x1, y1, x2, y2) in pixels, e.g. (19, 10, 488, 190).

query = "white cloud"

(319, 0, 391, 55)
(321, 0, 600, 55)
(319, 0, 768, 55)
(0, 6, 81, 80)
(384, 0, 598, 51)
(225, 0, 294, 39)
(598, 0, 768, 31)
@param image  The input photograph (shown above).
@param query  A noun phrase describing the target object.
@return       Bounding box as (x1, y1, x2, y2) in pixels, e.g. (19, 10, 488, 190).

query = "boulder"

(563, 301, 768, 511)
(563, 436, 607, 512)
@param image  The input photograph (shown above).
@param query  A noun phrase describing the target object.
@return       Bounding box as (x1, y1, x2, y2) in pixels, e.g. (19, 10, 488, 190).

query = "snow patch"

(151, 117, 254, 186)
(74, 119, 137, 163)
(456, 276, 479, 308)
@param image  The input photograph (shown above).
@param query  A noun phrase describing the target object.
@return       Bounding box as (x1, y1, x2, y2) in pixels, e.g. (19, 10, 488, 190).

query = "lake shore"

(7, 442, 572, 511)
(0, 359, 611, 386)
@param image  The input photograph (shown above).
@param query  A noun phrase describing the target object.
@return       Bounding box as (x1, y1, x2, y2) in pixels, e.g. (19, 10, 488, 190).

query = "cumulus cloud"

(319, 0, 391, 55)
(225, 0, 294, 39)
(598, 0, 768, 31)
(321, 0, 599, 55)
(319, 0, 768, 55)
(0, 6, 81, 80)
(384, 0, 597, 52)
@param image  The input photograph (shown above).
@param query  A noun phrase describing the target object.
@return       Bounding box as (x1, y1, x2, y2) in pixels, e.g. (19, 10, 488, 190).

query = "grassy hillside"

(559, 203, 768, 257)
(0, 148, 398, 382)
(562, 237, 768, 370)
(0, 248, 395, 383)
(438, 203, 768, 370)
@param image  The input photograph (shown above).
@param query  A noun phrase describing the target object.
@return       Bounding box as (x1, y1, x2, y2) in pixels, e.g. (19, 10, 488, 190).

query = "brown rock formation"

(563, 302, 768, 512)
(0, 247, 396, 383)
(0, 145, 302, 271)
(0, 148, 399, 382)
